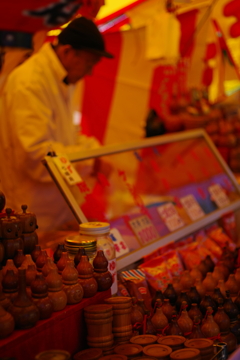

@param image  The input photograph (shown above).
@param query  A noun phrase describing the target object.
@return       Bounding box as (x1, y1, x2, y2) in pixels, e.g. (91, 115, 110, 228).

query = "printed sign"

(129, 215, 159, 246)
(208, 184, 230, 208)
(53, 154, 82, 186)
(157, 203, 185, 232)
(110, 228, 129, 258)
(108, 258, 118, 296)
(180, 194, 205, 221)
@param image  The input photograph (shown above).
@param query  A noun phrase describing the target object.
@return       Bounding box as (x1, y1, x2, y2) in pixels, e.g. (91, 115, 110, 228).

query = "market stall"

(43, 128, 240, 270)
(0, 291, 111, 360)
(1, 1, 240, 359)
(79, 0, 240, 148)
(2, 128, 240, 359)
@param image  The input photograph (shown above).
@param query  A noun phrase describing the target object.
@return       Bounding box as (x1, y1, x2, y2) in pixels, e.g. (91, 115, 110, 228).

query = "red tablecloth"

(0, 290, 111, 360)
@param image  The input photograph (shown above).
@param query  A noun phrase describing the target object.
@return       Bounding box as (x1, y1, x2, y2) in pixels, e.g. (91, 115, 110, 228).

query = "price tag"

(53, 154, 82, 186)
(208, 184, 230, 208)
(180, 194, 205, 221)
(129, 215, 159, 246)
(109, 228, 129, 258)
(157, 203, 185, 232)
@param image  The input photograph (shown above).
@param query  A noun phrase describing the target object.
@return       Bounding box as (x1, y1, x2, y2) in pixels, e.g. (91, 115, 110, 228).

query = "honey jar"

(79, 222, 117, 295)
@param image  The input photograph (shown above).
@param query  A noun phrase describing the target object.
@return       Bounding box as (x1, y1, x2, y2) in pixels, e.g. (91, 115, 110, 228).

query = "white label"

(53, 154, 82, 186)
(180, 194, 205, 221)
(129, 215, 159, 246)
(157, 203, 185, 232)
(108, 258, 117, 295)
(208, 184, 230, 208)
(110, 228, 129, 258)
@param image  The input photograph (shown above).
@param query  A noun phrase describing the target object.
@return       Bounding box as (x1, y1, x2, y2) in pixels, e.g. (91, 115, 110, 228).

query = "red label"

(138, 287, 147, 295)
(121, 289, 129, 297)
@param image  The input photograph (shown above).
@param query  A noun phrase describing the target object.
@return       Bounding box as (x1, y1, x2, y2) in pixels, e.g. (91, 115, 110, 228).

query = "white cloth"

(0, 42, 99, 231)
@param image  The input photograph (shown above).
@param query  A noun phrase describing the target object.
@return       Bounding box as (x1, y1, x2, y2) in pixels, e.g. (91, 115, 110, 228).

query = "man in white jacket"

(0, 17, 113, 233)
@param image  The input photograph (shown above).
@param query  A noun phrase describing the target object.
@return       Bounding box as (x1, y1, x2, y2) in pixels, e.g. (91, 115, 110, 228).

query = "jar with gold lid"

(64, 235, 97, 264)
(79, 222, 117, 295)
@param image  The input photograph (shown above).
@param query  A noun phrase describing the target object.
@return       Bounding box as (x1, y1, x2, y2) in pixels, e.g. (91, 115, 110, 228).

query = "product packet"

(208, 227, 236, 251)
(197, 244, 214, 260)
(158, 242, 177, 256)
(117, 277, 131, 297)
(174, 235, 194, 249)
(139, 255, 173, 291)
(163, 250, 184, 277)
(143, 236, 192, 264)
(200, 237, 222, 261)
(220, 212, 237, 243)
(178, 242, 202, 270)
(143, 248, 160, 263)
(178, 229, 221, 268)
(121, 269, 152, 310)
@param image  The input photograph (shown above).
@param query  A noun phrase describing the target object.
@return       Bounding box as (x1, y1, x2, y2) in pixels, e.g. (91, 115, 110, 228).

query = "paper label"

(110, 228, 129, 258)
(108, 258, 117, 295)
(180, 194, 205, 221)
(157, 203, 185, 232)
(53, 154, 82, 186)
(138, 287, 147, 295)
(129, 215, 159, 246)
(208, 184, 230, 208)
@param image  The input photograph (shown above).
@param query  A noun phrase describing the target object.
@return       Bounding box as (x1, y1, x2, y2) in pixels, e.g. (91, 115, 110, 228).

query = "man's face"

(65, 49, 101, 84)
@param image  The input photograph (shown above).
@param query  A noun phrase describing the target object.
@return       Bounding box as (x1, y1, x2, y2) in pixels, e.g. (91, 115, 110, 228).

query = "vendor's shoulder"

(6, 43, 52, 89)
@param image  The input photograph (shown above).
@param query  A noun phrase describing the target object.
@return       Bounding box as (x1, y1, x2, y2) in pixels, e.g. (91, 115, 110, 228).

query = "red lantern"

(202, 66, 213, 87)
(230, 21, 240, 38)
(223, 0, 240, 38)
(203, 43, 217, 61)
(223, 0, 239, 16)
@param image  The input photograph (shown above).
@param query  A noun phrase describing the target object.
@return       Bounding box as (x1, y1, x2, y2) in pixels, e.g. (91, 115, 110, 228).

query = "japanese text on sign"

(108, 258, 118, 295)
(129, 215, 159, 246)
(208, 184, 230, 208)
(53, 154, 82, 186)
(110, 228, 129, 258)
(180, 194, 205, 221)
(157, 203, 185, 232)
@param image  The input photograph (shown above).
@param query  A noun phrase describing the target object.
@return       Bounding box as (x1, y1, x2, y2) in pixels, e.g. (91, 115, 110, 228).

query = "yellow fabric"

(145, 12, 180, 60)
(186, 6, 211, 88)
(0, 42, 99, 231)
(102, 27, 176, 147)
(0, 48, 32, 95)
(0, 31, 47, 95)
(103, 28, 152, 146)
(127, 0, 180, 60)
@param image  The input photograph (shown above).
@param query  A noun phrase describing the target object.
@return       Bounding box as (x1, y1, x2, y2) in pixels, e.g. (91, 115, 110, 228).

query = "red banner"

(0, 1, 82, 33)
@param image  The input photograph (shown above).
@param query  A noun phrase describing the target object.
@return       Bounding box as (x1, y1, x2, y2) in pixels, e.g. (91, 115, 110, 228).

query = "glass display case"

(43, 129, 240, 270)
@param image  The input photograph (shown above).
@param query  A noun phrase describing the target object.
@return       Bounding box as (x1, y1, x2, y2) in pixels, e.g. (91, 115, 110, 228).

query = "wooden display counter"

(0, 290, 111, 360)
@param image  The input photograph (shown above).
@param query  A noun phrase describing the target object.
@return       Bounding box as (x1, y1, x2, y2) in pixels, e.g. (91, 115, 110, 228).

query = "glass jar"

(79, 222, 117, 295)
(64, 235, 97, 264)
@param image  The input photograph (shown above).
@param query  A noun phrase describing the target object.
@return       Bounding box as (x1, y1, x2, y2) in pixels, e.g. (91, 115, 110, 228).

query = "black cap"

(58, 17, 114, 59)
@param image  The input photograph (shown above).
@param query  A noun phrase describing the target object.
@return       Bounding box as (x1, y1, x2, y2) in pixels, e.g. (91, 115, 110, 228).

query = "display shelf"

(43, 129, 240, 271)
(0, 290, 111, 360)
(116, 201, 240, 270)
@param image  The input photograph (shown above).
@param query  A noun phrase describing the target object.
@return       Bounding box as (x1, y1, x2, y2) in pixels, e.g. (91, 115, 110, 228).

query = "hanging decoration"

(202, 43, 217, 87)
(223, 0, 240, 38)
(212, 19, 240, 80)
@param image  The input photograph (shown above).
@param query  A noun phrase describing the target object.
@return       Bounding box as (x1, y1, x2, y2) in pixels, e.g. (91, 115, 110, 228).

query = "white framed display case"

(43, 129, 240, 270)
